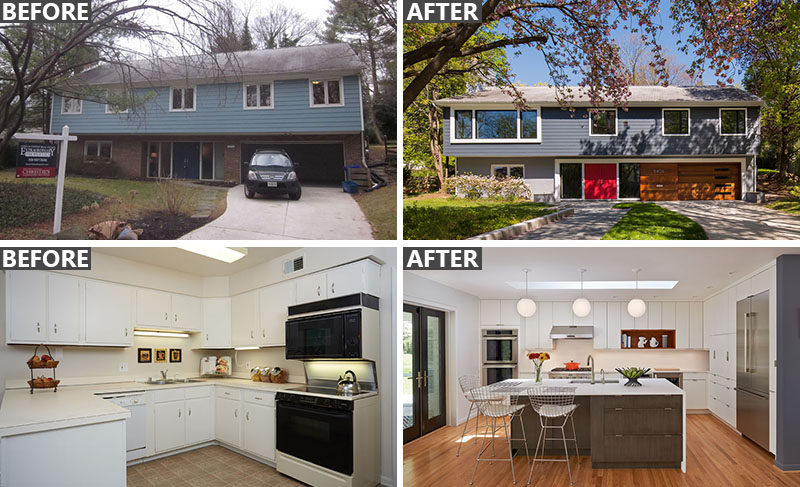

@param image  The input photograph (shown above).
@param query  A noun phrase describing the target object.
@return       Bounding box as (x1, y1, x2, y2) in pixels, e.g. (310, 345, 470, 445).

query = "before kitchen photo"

(403, 247, 800, 486)
(0, 245, 397, 487)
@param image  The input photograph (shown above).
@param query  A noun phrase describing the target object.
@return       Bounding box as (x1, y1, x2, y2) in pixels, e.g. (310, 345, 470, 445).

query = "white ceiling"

(409, 247, 799, 301)
(94, 247, 299, 276)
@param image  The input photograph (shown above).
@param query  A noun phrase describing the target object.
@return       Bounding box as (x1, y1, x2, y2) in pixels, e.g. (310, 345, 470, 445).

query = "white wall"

(404, 273, 481, 426)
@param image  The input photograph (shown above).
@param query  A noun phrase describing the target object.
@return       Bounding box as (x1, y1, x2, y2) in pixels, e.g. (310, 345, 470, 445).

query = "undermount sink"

(569, 379, 620, 384)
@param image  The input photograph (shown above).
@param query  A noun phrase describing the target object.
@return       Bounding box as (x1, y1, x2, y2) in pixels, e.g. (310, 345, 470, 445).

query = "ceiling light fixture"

(506, 280, 678, 290)
(233, 346, 259, 351)
(177, 245, 248, 263)
(133, 330, 190, 338)
(516, 269, 537, 317)
(627, 268, 647, 318)
(572, 269, 591, 317)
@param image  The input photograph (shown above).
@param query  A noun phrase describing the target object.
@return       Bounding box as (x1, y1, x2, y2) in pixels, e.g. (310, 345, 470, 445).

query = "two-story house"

(436, 86, 763, 202)
(49, 43, 365, 184)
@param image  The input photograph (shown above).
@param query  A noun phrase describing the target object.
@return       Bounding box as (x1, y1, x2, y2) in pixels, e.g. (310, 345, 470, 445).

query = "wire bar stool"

(525, 386, 580, 486)
(457, 375, 487, 456)
(468, 384, 530, 485)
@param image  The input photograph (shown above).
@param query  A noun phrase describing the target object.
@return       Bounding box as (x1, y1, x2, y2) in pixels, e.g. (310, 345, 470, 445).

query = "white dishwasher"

(99, 391, 147, 461)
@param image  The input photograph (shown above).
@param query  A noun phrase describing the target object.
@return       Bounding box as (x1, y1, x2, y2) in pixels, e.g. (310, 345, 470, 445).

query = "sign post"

(13, 125, 77, 234)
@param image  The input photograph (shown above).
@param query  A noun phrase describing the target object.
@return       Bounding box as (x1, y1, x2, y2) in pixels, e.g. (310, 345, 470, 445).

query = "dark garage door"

(241, 143, 345, 184)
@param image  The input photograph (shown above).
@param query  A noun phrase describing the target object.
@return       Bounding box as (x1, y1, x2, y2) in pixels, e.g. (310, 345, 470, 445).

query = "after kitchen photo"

(0, 246, 397, 487)
(403, 247, 800, 485)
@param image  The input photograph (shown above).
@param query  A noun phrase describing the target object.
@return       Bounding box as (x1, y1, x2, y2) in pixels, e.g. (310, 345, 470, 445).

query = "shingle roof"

(68, 43, 361, 86)
(436, 85, 764, 107)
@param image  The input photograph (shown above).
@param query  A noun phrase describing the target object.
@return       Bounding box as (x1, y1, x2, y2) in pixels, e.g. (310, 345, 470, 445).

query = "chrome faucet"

(587, 355, 595, 384)
(160, 369, 168, 380)
(600, 368, 605, 384)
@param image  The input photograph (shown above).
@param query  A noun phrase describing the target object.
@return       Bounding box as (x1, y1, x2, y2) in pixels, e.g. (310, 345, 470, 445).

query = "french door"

(403, 304, 446, 443)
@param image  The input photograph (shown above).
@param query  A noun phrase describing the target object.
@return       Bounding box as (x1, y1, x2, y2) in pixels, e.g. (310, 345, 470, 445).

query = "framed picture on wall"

(170, 349, 182, 363)
(154, 348, 167, 363)
(138, 348, 152, 363)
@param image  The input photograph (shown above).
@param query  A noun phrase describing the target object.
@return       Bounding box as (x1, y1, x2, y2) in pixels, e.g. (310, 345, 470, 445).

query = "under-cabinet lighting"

(234, 346, 259, 351)
(133, 331, 190, 338)
(176, 245, 247, 263)
(506, 280, 678, 290)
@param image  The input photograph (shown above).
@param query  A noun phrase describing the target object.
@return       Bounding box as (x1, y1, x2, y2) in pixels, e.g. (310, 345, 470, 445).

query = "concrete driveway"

(181, 184, 373, 240)
(517, 201, 629, 240)
(658, 201, 800, 240)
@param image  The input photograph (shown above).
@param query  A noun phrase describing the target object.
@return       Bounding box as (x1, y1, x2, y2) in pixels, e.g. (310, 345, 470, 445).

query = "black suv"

(243, 150, 301, 200)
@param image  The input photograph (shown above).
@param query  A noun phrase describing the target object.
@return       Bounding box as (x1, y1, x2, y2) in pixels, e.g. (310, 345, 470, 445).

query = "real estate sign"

(16, 141, 59, 178)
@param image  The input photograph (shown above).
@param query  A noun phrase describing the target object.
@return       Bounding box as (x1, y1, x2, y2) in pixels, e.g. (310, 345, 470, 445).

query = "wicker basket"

(27, 359, 59, 369)
(269, 369, 289, 384)
(27, 344, 59, 393)
(28, 378, 60, 389)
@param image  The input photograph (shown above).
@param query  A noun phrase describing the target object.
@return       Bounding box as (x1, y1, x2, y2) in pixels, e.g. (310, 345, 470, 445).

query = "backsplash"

(226, 347, 305, 382)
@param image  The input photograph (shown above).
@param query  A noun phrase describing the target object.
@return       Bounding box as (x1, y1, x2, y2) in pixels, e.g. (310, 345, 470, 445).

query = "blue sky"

(504, 0, 744, 87)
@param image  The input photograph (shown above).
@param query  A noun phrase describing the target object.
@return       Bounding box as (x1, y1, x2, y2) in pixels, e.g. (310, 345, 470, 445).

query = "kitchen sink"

(569, 379, 620, 384)
(145, 378, 206, 385)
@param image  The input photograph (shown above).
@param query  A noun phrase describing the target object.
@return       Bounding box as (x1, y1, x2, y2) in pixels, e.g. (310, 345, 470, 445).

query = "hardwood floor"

(403, 413, 800, 486)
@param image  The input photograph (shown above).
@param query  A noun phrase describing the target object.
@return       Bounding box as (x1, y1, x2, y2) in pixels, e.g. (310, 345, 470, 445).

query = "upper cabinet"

(6, 271, 49, 343)
(200, 298, 231, 349)
(295, 260, 381, 305)
(259, 281, 294, 347)
(135, 289, 202, 332)
(172, 294, 202, 332)
(84, 280, 134, 346)
(231, 290, 259, 347)
(480, 300, 520, 327)
(47, 273, 82, 344)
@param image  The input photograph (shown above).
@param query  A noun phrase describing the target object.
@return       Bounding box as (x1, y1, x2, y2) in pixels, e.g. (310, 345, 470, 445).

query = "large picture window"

(451, 107, 541, 142)
(560, 163, 582, 199)
(720, 108, 747, 135)
(663, 109, 690, 136)
(589, 109, 617, 136)
(477, 110, 517, 139)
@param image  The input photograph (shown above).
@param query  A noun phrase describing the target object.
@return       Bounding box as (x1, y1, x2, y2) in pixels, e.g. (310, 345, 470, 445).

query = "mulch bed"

(127, 211, 211, 240)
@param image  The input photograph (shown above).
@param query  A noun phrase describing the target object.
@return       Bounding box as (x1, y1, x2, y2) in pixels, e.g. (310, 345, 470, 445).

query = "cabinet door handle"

(53, 323, 57, 334)
(125, 328, 128, 336)
(614, 407, 623, 411)
(316, 286, 321, 296)
(713, 351, 716, 359)
(164, 312, 168, 321)
(246, 411, 250, 421)
(250, 330, 254, 339)
(178, 409, 181, 418)
(254, 396, 262, 401)
(205, 333, 209, 341)
(331, 283, 335, 294)
(188, 408, 192, 416)
(174, 314, 178, 322)
(234, 409, 238, 418)
(615, 434, 623, 438)
(726, 351, 729, 361)
(36, 322, 40, 333)
(664, 407, 673, 411)
(262, 329, 265, 338)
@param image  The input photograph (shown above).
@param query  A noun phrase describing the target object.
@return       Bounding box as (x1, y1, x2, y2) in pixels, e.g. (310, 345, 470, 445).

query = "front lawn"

(404, 195, 556, 240)
(766, 201, 800, 215)
(602, 203, 707, 240)
(352, 183, 397, 240)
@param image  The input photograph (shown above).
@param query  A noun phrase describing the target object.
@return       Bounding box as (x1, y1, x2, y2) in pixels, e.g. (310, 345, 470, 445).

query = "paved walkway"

(181, 184, 373, 240)
(190, 186, 222, 219)
(658, 201, 800, 240)
(516, 201, 629, 240)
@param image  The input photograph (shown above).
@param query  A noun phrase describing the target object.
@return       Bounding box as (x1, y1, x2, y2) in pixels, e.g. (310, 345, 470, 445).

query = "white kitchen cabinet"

(259, 281, 294, 346)
(751, 267, 773, 295)
(480, 300, 501, 326)
(674, 302, 689, 348)
(215, 397, 241, 447)
(6, 271, 47, 343)
(153, 401, 185, 453)
(84, 280, 133, 346)
(735, 280, 752, 302)
(243, 402, 276, 461)
(294, 259, 380, 305)
(689, 302, 703, 349)
(726, 333, 737, 380)
(172, 294, 202, 332)
(523, 312, 539, 349)
(500, 300, 521, 327)
(553, 302, 572, 325)
(592, 302, 607, 349)
(647, 302, 662, 329)
(135, 288, 172, 329)
(185, 397, 213, 445)
(683, 374, 707, 409)
(231, 290, 259, 347)
(479, 299, 520, 327)
(47, 273, 82, 344)
(606, 302, 621, 349)
(200, 298, 231, 349)
(537, 302, 553, 350)
(633, 303, 648, 329)
(620, 304, 635, 334)
(295, 272, 326, 304)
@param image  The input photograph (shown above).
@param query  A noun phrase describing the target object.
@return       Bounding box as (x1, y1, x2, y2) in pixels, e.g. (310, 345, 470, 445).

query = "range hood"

(550, 325, 594, 339)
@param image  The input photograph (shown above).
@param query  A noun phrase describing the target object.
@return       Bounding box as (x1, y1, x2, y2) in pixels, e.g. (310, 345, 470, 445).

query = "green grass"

(0, 182, 102, 229)
(404, 196, 556, 240)
(766, 200, 800, 215)
(758, 168, 780, 175)
(352, 183, 397, 240)
(602, 202, 707, 240)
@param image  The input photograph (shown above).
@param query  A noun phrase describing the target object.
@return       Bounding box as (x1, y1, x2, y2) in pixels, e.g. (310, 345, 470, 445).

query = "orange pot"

(564, 361, 580, 370)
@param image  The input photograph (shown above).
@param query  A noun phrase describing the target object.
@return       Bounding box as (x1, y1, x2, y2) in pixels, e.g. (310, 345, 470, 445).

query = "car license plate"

(267, 182, 277, 187)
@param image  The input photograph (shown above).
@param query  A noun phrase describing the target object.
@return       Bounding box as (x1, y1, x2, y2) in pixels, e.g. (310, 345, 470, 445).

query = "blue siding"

(443, 106, 760, 157)
(51, 76, 362, 135)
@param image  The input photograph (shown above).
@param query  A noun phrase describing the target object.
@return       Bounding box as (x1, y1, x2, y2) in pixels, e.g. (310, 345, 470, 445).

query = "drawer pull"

(615, 407, 622, 411)
(664, 407, 673, 411)
(615, 435, 623, 438)
(254, 396, 262, 401)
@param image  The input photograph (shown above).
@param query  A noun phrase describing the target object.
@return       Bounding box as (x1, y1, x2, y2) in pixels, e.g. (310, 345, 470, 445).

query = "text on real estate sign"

(16, 141, 58, 178)
(1, 1, 91, 22)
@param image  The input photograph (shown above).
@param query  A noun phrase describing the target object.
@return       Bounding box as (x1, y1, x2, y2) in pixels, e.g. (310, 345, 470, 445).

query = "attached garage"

(641, 163, 741, 201)
(241, 142, 346, 184)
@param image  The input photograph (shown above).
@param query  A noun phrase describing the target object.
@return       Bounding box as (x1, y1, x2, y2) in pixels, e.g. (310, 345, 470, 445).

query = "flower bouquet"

(527, 352, 550, 383)
(615, 367, 650, 387)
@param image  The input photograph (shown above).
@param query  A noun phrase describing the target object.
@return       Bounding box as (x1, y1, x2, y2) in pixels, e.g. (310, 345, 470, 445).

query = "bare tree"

(199, 0, 246, 53)
(252, 5, 319, 49)
(619, 34, 696, 86)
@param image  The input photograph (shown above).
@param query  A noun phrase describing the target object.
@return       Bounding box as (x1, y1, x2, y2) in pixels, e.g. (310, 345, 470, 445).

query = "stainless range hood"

(550, 325, 594, 339)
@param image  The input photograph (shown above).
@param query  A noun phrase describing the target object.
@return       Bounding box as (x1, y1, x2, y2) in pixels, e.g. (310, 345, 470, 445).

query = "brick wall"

(65, 136, 141, 178)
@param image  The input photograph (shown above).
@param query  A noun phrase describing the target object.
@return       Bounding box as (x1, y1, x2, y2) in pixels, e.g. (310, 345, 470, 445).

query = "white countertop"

(489, 378, 684, 396)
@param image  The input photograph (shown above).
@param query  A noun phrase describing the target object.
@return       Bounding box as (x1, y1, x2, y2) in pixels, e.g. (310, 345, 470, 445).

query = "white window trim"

(105, 90, 129, 114)
(449, 106, 542, 144)
(661, 108, 691, 137)
(61, 96, 82, 115)
(84, 140, 112, 159)
(242, 81, 275, 110)
(719, 107, 748, 136)
(490, 163, 525, 178)
(588, 108, 618, 136)
(308, 78, 345, 108)
(169, 86, 197, 112)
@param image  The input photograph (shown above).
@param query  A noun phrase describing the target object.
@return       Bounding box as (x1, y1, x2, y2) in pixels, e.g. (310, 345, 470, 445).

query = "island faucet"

(160, 369, 168, 380)
(600, 368, 605, 384)
(587, 355, 595, 384)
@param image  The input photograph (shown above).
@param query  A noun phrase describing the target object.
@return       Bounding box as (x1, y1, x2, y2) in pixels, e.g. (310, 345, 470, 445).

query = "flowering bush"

(445, 174, 532, 200)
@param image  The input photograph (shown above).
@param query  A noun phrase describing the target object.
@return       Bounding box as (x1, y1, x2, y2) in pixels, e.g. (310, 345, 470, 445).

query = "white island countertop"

(488, 378, 684, 396)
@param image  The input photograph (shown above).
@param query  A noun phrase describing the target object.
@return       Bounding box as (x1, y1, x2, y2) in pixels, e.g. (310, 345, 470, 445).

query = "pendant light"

(627, 268, 647, 318)
(572, 269, 591, 317)
(516, 269, 537, 317)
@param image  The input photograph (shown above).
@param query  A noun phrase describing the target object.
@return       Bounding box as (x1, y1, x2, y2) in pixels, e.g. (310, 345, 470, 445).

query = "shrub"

(445, 174, 532, 200)
(403, 168, 440, 195)
(0, 142, 16, 169)
(157, 180, 192, 216)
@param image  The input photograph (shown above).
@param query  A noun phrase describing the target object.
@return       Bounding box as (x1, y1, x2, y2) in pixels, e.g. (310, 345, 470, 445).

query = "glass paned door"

(403, 304, 446, 443)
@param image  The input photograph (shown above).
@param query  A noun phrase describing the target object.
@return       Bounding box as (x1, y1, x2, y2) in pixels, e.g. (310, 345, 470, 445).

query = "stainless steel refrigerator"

(736, 290, 770, 450)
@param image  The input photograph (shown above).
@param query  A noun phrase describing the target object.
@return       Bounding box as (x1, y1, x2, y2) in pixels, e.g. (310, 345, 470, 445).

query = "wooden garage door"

(640, 164, 678, 201)
(677, 163, 740, 200)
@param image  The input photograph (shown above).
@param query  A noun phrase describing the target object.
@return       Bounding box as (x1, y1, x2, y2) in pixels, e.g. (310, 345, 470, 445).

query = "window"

(477, 110, 517, 139)
(454, 110, 472, 139)
(491, 164, 524, 179)
(452, 107, 541, 142)
(560, 163, 582, 199)
(663, 109, 690, 136)
(720, 108, 747, 135)
(589, 109, 617, 136)
(84, 141, 112, 161)
(243, 82, 273, 109)
(170, 87, 195, 112)
(310, 79, 343, 106)
(619, 163, 641, 198)
(520, 110, 539, 139)
(105, 90, 129, 114)
(62, 97, 82, 114)
(147, 142, 172, 178)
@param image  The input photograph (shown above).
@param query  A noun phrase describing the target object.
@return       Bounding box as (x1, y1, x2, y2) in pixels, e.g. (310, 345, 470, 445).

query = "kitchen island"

(491, 378, 686, 472)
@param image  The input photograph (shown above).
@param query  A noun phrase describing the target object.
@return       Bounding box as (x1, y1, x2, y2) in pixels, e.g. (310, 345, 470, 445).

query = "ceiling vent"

(283, 255, 304, 275)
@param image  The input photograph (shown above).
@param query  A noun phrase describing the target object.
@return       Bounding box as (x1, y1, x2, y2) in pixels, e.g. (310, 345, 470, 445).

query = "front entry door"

(584, 164, 617, 199)
(172, 142, 200, 179)
(403, 304, 446, 443)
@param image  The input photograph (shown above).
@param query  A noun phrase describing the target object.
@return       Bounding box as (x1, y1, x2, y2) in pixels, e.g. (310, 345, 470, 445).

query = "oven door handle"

(278, 401, 353, 418)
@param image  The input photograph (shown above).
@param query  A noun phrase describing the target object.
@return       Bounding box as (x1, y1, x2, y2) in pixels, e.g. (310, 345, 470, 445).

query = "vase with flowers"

(527, 352, 550, 383)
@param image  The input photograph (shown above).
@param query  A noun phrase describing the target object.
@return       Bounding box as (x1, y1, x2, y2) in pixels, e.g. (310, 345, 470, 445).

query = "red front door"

(584, 164, 617, 199)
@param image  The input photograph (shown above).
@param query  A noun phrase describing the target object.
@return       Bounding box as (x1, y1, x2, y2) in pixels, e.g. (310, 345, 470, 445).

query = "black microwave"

(285, 309, 362, 360)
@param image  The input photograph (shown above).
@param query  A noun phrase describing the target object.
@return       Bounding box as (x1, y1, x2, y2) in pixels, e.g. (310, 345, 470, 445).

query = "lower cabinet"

(683, 373, 707, 410)
(215, 397, 242, 447)
(153, 387, 214, 454)
(154, 400, 185, 453)
(708, 374, 736, 427)
(216, 389, 276, 461)
(243, 402, 276, 461)
(186, 397, 214, 445)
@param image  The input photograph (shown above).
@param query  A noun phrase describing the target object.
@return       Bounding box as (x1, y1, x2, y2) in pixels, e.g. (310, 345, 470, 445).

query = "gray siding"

(443, 106, 760, 157)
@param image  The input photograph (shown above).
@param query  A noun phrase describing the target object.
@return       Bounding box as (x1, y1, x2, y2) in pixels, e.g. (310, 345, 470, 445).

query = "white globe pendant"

(628, 298, 647, 318)
(517, 298, 537, 318)
(572, 297, 591, 318)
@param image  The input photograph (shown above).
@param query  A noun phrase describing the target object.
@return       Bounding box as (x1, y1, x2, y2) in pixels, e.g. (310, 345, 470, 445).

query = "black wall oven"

(285, 309, 362, 360)
(276, 392, 354, 475)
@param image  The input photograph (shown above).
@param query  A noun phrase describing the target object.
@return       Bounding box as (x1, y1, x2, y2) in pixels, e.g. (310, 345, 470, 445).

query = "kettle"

(337, 370, 359, 395)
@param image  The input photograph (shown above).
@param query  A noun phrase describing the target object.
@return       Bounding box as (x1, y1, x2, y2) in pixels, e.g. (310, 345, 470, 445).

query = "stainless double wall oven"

(481, 329, 519, 385)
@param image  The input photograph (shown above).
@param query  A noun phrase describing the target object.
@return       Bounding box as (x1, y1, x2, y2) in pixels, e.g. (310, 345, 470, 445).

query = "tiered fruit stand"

(27, 344, 60, 393)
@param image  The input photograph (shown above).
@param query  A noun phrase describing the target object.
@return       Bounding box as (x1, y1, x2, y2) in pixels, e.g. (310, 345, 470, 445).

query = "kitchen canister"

(662, 334, 669, 348)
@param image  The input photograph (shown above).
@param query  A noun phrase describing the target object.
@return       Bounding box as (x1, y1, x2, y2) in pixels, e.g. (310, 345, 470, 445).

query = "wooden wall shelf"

(620, 329, 675, 349)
